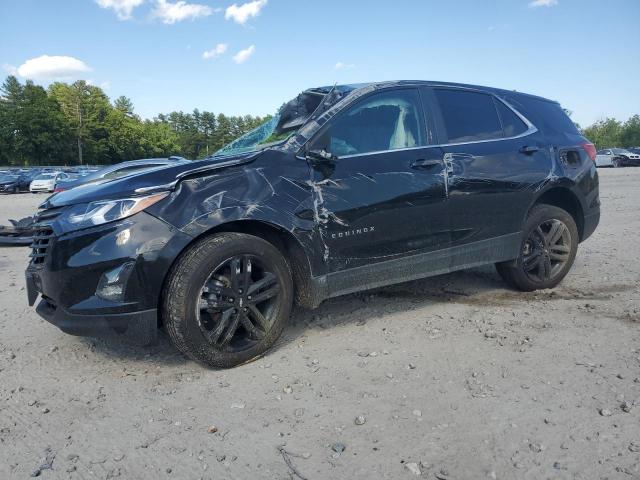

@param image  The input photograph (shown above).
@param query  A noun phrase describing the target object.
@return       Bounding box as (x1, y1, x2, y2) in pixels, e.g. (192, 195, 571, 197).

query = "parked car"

(54, 157, 188, 192)
(25, 81, 600, 368)
(0, 173, 32, 193)
(29, 172, 70, 193)
(595, 148, 640, 167)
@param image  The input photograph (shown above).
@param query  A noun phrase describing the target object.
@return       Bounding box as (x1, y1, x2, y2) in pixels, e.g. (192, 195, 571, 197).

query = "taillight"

(582, 142, 597, 162)
(53, 187, 65, 193)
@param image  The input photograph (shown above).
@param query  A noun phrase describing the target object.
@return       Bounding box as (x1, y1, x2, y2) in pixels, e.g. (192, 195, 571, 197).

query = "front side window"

(434, 89, 503, 144)
(313, 89, 426, 157)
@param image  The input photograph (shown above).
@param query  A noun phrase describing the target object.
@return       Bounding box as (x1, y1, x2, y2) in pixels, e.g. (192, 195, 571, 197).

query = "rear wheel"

(163, 233, 293, 368)
(496, 204, 578, 291)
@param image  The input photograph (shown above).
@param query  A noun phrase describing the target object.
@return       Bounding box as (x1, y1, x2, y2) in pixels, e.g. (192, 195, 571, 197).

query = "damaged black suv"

(25, 81, 600, 368)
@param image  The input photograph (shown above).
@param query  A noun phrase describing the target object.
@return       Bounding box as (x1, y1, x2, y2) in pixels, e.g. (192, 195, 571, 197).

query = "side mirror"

(306, 148, 336, 163)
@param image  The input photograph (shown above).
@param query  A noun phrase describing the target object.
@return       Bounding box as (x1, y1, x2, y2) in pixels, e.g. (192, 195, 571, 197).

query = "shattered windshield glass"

(213, 115, 283, 157)
(212, 88, 335, 158)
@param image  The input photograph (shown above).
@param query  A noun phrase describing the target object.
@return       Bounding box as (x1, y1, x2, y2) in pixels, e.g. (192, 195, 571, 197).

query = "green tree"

(114, 95, 135, 117)
(582, 118, 623, 149)
(49, 80, 112, 165)
(620, 115, 640, 147)
(0, 76, 23, 164)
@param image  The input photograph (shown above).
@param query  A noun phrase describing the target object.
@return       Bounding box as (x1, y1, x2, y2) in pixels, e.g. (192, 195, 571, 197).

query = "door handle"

(519, 145, 540, 154)
(410, 159, 442, 169)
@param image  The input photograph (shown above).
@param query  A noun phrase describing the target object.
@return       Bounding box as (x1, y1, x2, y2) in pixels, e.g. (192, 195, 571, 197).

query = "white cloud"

(233, 45, 255, 64)
(95, 0, 145, 20)
(334, 62, 356, 70)
(529, 0, 558, 7)
(202, 43, 228, 59)
(152, 0, 214, 24)
(11, 55, 92, 80)
(225, 0, 267, 25)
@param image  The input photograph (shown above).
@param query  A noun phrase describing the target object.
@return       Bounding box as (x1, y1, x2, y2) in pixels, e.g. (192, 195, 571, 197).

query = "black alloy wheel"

(521, 219, 571, 283)
(196, 254, 281, 351)
(496, 204, 578, 291)
(163, 232, 293, 368)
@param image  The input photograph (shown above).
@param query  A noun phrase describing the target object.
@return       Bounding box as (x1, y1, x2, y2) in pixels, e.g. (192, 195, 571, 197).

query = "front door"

(306, 87, 449, 273)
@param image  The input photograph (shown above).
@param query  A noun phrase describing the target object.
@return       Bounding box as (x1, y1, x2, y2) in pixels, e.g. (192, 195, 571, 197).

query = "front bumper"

(30, 185, 53, 192)
(25, 211, 193, 345)
(619, 156, 640, 166)
(34, 293, 158, 344)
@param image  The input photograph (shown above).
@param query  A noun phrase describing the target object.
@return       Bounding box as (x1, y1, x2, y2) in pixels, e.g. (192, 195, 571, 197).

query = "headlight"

(59, 192, 169, 232)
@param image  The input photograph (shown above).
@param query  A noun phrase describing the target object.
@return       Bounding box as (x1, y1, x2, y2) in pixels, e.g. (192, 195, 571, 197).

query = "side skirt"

(308, 232, 521, 305)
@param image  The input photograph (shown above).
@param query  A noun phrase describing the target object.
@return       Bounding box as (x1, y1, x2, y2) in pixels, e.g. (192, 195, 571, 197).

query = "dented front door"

(309, 147, 449, 273)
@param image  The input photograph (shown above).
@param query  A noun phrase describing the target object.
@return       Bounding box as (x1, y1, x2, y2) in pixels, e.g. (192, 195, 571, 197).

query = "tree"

(14, 82, 72, 164)
(582, 118, 623, 149)
(0, 76, 23, 164)
(114, 95, 135, 117)
(49, 80, 111, 165)
(620, 115, 640, 147)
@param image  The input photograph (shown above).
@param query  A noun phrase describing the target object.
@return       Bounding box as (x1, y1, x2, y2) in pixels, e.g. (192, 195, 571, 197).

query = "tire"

(496, 204, 578, 292)
(12, 186, 18, 194)
(162, 232, 293, 368)
(612, 157, 622, 168)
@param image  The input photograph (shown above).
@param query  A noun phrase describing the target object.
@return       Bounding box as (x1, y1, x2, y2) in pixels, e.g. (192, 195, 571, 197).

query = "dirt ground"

(0, 168, 638, 480)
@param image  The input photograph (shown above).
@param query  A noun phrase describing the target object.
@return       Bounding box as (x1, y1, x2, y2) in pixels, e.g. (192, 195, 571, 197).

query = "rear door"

(426, 87, 551, 249)
(306, 87, 449, 273)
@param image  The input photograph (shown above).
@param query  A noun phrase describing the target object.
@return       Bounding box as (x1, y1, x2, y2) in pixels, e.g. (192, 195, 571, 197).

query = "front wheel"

(496, 204, 578, 291)
(162, 233, 293, 368)
(612, 157, 622, 168)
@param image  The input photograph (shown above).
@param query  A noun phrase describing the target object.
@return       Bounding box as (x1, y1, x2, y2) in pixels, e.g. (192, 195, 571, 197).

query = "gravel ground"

(0, 168, 639, 479)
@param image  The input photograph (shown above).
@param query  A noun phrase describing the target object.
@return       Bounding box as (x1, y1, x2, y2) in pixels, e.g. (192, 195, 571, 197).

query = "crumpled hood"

(41, 153, 259, 209)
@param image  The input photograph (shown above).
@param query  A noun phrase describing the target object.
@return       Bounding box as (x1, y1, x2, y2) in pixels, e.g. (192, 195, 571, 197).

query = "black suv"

(25, 81, 600, 368)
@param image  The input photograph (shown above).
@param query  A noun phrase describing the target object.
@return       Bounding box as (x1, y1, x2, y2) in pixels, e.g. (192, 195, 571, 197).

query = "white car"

(595, 148, 640, 168)
(29, 172, 70, 193)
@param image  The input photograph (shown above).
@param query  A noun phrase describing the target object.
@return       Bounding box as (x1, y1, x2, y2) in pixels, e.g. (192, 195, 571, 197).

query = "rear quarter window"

(508, 95, 579, 136)
(495, 100, 528, 137)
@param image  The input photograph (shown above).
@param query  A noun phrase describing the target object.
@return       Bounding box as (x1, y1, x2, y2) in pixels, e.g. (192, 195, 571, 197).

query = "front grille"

(30, 227, 55, 264)
(29, 207, 62, 265)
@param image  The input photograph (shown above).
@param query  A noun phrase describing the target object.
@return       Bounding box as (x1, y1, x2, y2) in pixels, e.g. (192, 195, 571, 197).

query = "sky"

(1, 0, 639, 127)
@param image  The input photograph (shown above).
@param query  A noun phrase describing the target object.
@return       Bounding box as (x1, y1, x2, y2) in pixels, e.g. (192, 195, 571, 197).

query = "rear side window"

(434, 89, 503, 143)
(495, 100, 528, 137)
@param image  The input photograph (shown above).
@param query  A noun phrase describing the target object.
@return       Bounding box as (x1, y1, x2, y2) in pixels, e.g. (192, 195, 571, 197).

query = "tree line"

(581, 116, 640, 150)
(0, 76, 268, 166)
